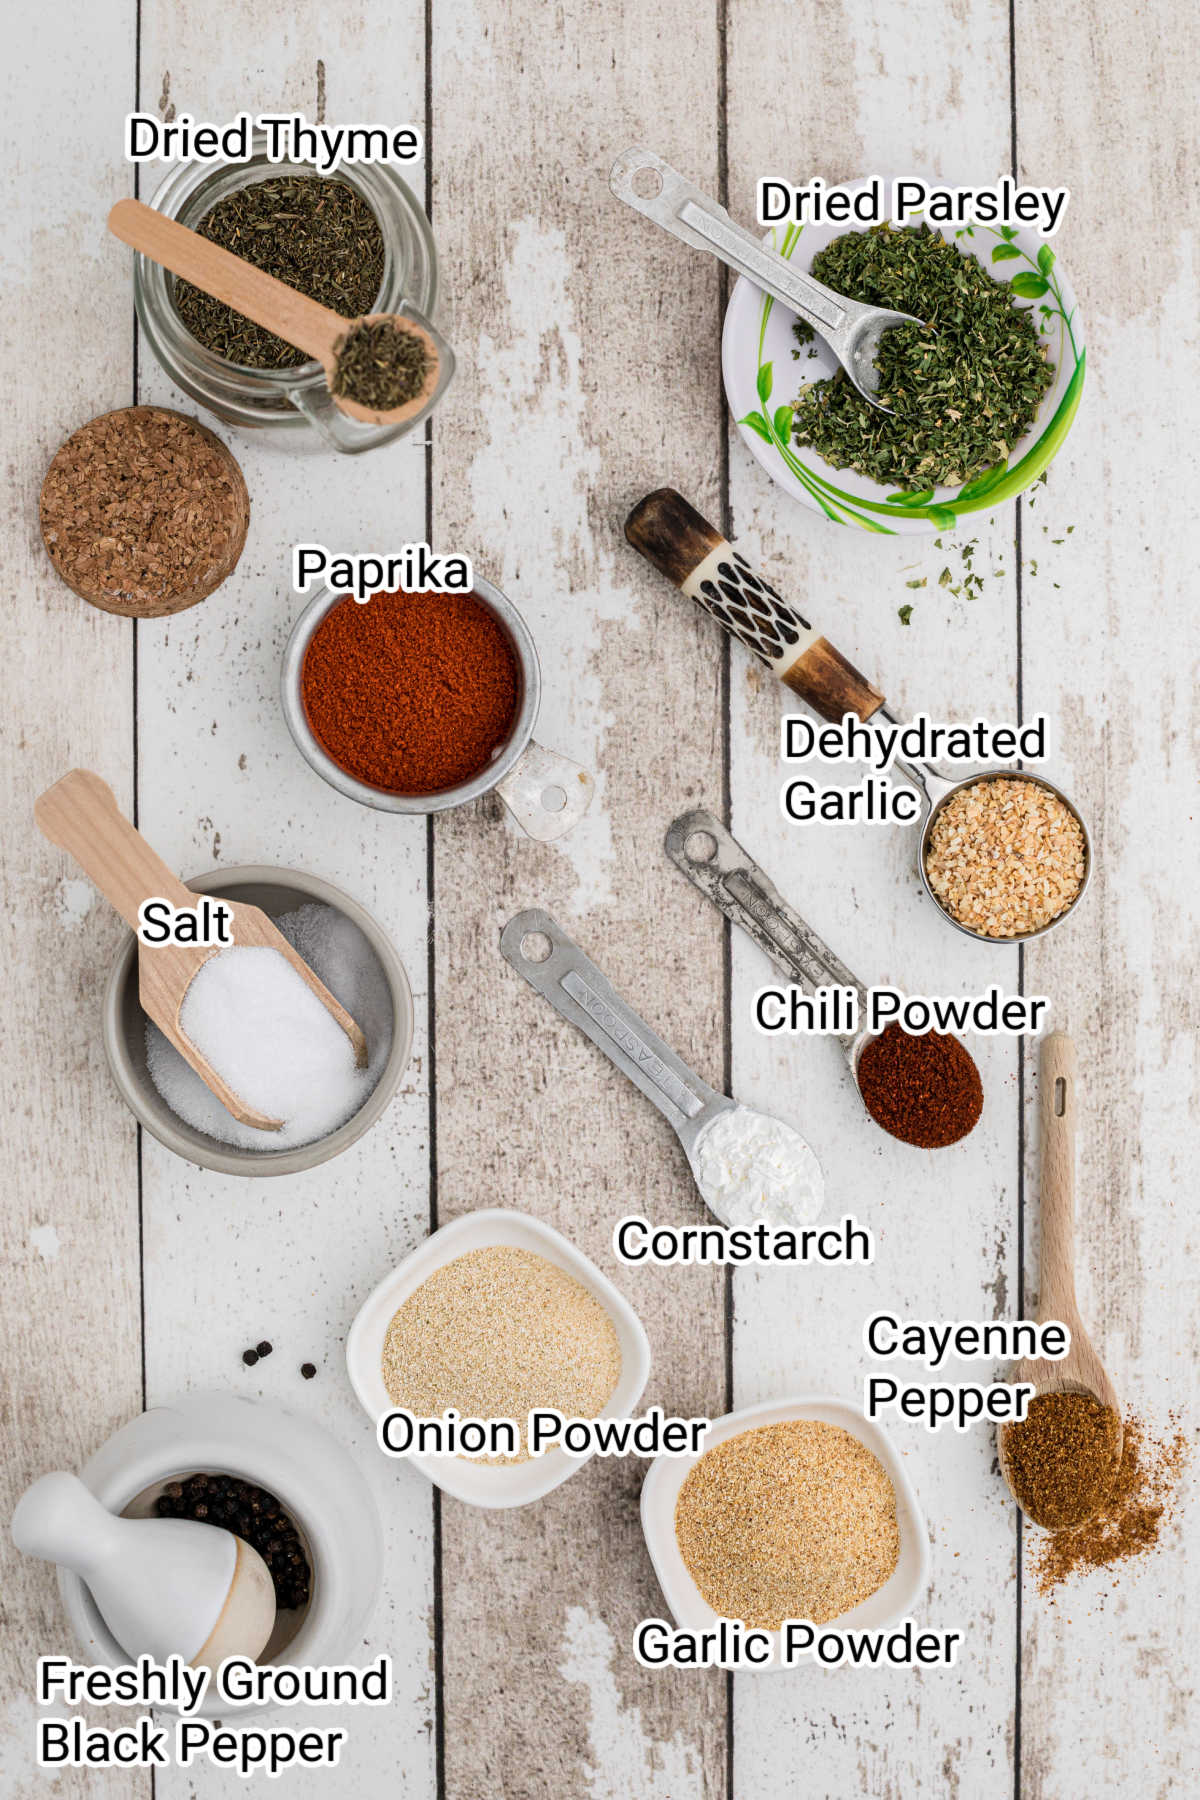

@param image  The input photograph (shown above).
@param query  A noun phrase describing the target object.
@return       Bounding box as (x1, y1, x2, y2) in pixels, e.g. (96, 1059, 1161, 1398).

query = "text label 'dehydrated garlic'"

(674, 1419, 899, 1629)
(381, 1246, 622, 1462)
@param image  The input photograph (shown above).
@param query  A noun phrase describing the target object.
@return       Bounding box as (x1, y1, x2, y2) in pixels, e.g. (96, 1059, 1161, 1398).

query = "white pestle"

(12, 1472, 276, 1669)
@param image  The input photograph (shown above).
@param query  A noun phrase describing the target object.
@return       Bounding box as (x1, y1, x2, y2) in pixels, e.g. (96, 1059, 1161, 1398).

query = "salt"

(693, 1104, 824, 1228)
(145, 904, 393, 1151)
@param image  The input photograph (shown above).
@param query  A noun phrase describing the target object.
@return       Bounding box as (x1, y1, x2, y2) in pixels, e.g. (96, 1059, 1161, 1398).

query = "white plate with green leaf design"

(722, 181, 1085, 534)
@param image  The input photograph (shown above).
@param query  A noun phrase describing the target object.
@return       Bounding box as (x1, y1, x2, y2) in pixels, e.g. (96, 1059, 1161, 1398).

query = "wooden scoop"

(36, 770, 366, 1132)
(108, 197, 441, 428)
(997, 1031, 1123, 1525)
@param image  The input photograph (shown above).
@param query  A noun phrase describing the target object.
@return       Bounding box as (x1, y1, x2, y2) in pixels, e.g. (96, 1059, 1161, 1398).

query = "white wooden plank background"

(2, 1, 1196, 1797)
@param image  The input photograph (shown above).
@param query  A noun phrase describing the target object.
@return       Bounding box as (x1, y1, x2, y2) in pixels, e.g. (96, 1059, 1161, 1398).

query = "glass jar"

(133, 136, 444, 454)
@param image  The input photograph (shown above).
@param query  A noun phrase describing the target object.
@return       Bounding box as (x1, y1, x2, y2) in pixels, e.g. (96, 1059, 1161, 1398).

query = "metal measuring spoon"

(500, 909, 823, 1225)
(610, 148, 927, 410)
(666, 809, 870, 1072)
(997, 1033, 1123, 1528)
(627, 489, 1093, 944)
(665, 811, 984, 1149)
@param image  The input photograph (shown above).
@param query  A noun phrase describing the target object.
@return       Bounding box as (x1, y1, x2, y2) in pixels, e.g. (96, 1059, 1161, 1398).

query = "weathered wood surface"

(0, 7, 146, 1796)
(131, 7, 437, 1797)
(1016, 0, 1200, 1791)
(724, 1, 1022, 1792)
(429, 1, 730, 1791)
(3, 0, 1197, 1796)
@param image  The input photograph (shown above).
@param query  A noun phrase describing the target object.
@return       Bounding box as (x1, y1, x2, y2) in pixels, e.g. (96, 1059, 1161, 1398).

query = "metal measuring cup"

(627, 488, 1092, 943)
(281, 574, 593, 842)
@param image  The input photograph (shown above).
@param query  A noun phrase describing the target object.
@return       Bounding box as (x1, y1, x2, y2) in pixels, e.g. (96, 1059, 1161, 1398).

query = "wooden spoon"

(36, 770, 366, 1132)
(108, 197, 442, 428)
(997, 1031, 1123, 1525)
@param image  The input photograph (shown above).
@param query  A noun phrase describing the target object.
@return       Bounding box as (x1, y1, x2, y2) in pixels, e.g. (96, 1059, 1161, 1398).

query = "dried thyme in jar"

(1001, 1391, 1123, 1529)
(791, 223, 1055, 490)
(173, 174, 385, 368)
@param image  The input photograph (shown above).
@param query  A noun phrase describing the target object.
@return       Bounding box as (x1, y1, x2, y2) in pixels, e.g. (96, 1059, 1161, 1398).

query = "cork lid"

(39, 406, 250, 618)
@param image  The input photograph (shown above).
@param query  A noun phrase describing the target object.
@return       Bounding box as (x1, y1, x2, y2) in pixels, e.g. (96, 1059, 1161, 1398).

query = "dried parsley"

(174, 175, 386, 369)
(332, 319, 430, 411)
(791, 224, 1054, 491)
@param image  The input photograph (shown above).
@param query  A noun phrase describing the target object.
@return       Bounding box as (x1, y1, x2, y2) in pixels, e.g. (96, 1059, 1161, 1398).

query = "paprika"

(854, 1023, 983, 1149)
(301, 589, 519, 795)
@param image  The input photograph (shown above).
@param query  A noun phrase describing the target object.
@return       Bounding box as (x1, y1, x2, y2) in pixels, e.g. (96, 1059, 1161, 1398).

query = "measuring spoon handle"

(1037, 1031, 1079, 1321)
(500, 909, 725, 1138)
(108, 198, 346, 366)
(666, 811, 868, 1018)
(625, 488, 885, 723)
(609, 148, 865, 345)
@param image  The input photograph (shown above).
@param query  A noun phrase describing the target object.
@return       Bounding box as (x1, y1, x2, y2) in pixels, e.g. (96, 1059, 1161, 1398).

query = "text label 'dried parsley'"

(791, 224, 1054, 491)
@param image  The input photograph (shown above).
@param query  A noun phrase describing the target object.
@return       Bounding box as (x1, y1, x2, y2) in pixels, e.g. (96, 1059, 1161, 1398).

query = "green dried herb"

(174, 175, 386, 369)
(898, 604, 914, 625)
(333, 319, 430, 411)
(791, 224, 1054, 491)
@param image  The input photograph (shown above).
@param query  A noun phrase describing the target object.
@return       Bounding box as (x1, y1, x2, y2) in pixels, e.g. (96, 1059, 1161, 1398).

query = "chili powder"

(855, 1023, 983, 1148)
(301, 589, 519, 795)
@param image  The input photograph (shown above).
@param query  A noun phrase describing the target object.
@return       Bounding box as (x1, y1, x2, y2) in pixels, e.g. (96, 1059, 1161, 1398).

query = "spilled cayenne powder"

(1029, 1412, 1190, 1597)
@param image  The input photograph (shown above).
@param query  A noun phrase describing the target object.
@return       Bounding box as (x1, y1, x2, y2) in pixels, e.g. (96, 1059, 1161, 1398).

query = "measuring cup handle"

(625, 489, 885, 723)
(499, 908, 721, 1128)
(493, 743, 594, 842)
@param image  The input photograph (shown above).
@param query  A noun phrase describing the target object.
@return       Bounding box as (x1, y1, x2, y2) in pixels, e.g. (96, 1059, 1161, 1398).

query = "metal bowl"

(103, 865, 413, 1177)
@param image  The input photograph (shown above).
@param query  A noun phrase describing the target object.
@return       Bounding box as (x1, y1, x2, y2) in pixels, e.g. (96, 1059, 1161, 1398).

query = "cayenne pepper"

(1000, 1391, 1123, 1529)
(301, 589, 519, 795)
(855, 1023, 983, 1148)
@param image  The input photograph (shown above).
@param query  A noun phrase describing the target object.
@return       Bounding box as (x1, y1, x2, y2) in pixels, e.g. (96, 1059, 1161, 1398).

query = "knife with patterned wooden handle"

(624, 487, 885, 723)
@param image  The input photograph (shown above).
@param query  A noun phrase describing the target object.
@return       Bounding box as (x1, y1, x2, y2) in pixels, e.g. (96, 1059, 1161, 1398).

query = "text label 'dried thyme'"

(791, 223, 1054, 491)
(173, 174, 386, 369)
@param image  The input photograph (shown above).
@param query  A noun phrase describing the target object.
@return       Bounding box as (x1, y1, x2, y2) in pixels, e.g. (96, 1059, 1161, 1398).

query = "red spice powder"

(302, 589, 519, 795)
(855, 1023, 983, 1148)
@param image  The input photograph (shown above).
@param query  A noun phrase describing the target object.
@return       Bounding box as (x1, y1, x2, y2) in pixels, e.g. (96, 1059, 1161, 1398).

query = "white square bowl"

(640, 1394, 929, 1667)
(346, 1208, 651, 1508)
